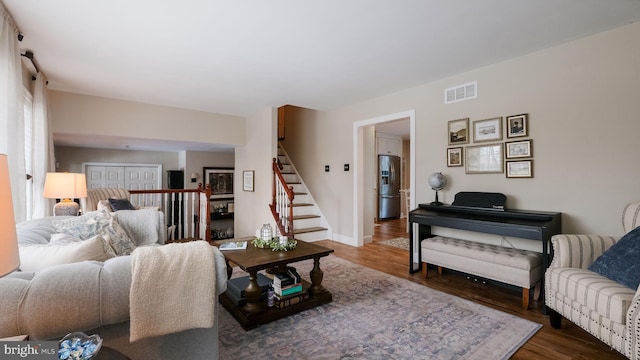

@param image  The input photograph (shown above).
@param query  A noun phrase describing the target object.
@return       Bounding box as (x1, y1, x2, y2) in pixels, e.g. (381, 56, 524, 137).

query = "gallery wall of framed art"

(446, 113, 533, 178)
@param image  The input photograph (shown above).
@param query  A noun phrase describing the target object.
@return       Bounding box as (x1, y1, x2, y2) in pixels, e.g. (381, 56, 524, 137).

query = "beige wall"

(55, 145, 178, 178)
(55, 147, 234, 190)
(281, 22, 640, 245)
(234, 107, 278, 238)
(49, 90, 245, 146)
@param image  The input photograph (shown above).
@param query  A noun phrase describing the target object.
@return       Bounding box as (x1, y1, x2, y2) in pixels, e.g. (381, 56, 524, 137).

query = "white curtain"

(31, 72, 55, 218)
(0, 2, 26, 222)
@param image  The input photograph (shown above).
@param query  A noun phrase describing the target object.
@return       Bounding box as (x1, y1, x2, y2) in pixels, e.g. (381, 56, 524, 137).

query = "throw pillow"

(97, 200, 113, 212)
(18, 235, 110, 272)
(109, 198, 136, 211)
(52, 208, 136, 257)
(589, 226, 640, 289)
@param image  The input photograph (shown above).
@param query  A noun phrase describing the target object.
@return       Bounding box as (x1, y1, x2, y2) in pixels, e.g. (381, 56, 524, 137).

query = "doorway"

(352, 110, 415, 247)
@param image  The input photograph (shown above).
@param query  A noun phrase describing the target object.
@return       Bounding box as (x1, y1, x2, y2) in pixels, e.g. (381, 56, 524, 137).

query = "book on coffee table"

(219, 241, 248, 251)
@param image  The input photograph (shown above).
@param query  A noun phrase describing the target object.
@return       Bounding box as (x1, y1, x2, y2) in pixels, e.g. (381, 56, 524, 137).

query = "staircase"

(275, 145, 330, 241)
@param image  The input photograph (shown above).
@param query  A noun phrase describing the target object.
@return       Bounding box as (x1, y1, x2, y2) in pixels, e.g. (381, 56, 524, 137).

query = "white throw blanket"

(129, 241, 216, 342)
(114, 209, 163, 246)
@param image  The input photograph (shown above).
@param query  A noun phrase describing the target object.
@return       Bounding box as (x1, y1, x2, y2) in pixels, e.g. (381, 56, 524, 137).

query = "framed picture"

(448, 118, 469, 145)
(465, 143, 504, 174)
(506, 113, 528, 138)
(447, 147, 463, 167)
(203, 167, 234, 199)
(472, 117, 503, 143)
(506, 160, 533, 178)
(506, 139, 532, 159)
(243, 170, 254, 192)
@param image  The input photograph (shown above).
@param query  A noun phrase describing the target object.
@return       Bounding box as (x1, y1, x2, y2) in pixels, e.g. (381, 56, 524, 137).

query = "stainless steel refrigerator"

(378, 155, 401, 220)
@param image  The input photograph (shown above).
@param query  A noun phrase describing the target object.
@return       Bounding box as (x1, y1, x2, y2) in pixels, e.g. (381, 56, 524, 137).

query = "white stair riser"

(282, 174, 299, 183)
(292, 206, 317, 216)
(294, 230, 329, 242)
(294, 217, 323, 229)
(290, 184, 306, 193)
(292, 194, 311, 203)
(280, 164, 295, 173)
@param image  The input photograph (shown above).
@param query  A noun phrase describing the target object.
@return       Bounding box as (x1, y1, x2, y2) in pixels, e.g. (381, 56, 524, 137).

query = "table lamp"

(43, 172, 88, 216)
(0, 154, 20, 277)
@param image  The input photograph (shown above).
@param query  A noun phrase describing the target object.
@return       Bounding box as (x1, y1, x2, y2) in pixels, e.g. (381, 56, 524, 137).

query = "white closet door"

(85, 165, 106, 189)
(84, 164, 161, 189)
(125, 167, 158, 191)
(105, 167, 125, 188)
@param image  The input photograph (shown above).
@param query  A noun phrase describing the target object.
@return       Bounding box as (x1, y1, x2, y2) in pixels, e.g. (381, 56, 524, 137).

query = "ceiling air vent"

(444, 81, 477, 104)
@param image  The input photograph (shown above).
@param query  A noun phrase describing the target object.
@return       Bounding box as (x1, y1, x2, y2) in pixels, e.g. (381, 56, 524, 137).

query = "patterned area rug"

(378, 237, 410, 250)
(218, 256, 541, 360)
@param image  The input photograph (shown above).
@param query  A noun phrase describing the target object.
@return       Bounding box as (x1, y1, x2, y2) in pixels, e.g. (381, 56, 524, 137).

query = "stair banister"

(271, 157, 295, 238)
(129, 184, 211, 242)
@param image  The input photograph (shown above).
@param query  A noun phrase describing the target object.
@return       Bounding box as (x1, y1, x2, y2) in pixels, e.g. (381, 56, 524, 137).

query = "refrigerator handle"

(390, 159, 396, 181)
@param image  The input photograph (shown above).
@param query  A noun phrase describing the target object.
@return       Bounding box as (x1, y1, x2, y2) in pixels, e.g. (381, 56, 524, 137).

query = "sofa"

(545, 202, 640, 359)
(0, 208, 227, 359)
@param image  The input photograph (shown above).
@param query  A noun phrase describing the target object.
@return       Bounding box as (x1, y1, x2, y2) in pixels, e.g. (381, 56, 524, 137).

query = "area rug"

(378, 237, 410, 250)
(218, 256, 541, 360)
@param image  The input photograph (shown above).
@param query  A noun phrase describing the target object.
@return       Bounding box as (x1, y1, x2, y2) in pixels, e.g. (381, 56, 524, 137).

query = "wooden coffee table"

(218, 240, 334, 330)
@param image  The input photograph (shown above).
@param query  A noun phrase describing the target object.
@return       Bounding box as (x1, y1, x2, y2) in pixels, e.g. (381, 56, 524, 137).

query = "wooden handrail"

(270, 157, 295, 237)
(129, 188, 203, 194)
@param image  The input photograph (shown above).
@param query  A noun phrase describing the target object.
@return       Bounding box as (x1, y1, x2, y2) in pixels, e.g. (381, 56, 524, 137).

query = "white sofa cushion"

(18, 235, 110, 272)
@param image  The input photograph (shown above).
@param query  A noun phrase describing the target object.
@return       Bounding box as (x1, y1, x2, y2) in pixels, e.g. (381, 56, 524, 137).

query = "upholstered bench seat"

(421, 236, 543, 309)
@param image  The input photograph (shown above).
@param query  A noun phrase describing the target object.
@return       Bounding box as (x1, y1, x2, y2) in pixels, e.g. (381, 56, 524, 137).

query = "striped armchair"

(79, 188, 131, 214)
(545, 202, 640, 359)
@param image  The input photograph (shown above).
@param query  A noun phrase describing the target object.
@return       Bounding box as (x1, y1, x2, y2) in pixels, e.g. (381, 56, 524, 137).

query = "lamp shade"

(43, 172, 88, 199)
(0, 154, 20, 277)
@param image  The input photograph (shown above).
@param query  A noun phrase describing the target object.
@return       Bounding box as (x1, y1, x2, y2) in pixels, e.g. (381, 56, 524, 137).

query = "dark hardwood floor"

(315, 217, 625, 360)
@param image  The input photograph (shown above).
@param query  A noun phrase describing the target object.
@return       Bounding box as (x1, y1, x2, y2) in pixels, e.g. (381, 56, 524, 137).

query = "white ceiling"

(4, 0, 640, 150)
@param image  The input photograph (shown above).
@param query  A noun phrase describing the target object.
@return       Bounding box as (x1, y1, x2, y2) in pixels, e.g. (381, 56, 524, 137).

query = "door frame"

(352, 110, 415, 247)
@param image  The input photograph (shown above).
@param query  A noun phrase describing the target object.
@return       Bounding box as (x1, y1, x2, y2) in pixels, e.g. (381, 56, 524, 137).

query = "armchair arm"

(626, 285, 640, 360)
(549, 234, 619, 269)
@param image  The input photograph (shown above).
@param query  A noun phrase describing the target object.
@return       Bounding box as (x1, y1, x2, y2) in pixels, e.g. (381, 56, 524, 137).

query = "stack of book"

(272, 267, 309, 309)
(226, 273, 272, 306)
(273, 267, 302, 297)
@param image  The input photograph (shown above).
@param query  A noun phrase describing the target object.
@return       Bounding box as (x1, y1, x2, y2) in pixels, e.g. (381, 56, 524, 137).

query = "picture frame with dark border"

(448, 118, 469, 145)
(203, 167, 234, 199)
(447, 147, 463, 167)
(465, 143, 504, 174)
(506, 160, 533, 178)
(505, 139, 532, 159)
(506, 113, 528, 138)
(472, 117, 503, 143)
(243, 170, 255, 192)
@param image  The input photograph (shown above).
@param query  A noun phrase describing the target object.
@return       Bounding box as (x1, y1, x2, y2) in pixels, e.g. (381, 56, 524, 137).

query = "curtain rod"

(21, 50, 39, 73)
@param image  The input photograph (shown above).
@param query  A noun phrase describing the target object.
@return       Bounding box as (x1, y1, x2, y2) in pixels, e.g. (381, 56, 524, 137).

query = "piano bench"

(421, 236, 543, 310)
